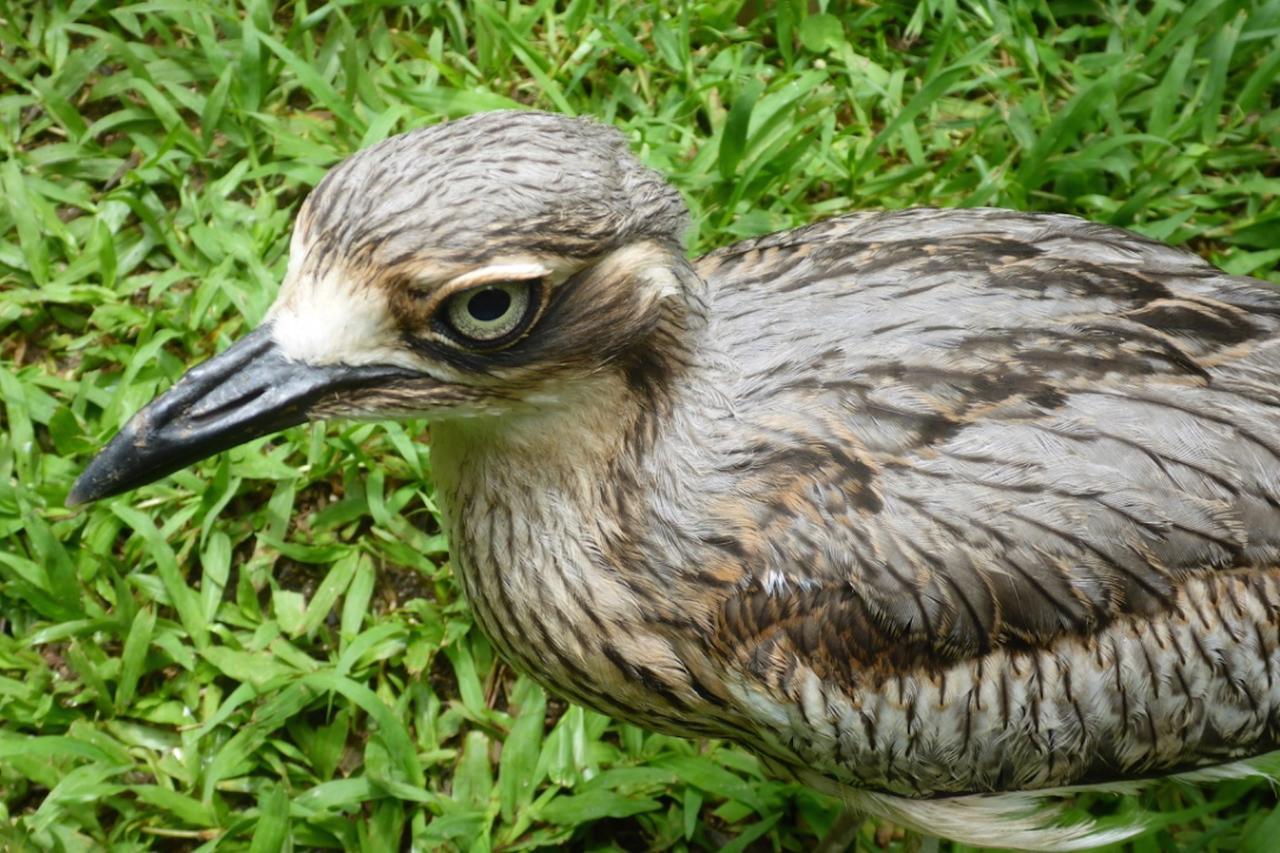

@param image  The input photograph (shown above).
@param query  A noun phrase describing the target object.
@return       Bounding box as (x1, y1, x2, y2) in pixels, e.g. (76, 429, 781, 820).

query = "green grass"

(2, 0, 1280, 849)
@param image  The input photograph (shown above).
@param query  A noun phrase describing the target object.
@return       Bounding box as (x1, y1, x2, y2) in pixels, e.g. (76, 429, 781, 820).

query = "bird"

(69, 110, 1280, 850)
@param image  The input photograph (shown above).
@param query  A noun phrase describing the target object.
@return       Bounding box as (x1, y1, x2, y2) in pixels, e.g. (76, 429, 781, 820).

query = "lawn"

(2, 0, 1280, 850)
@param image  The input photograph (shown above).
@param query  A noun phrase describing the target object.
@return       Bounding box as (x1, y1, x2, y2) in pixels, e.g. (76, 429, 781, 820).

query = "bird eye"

(443, 280, 537, 347)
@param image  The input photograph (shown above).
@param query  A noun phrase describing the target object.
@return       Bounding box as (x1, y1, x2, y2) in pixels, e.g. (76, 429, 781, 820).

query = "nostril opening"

(186, 385, 268, 424)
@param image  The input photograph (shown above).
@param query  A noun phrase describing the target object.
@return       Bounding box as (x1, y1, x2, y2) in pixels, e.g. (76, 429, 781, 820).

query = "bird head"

(68, 111, 696, 505)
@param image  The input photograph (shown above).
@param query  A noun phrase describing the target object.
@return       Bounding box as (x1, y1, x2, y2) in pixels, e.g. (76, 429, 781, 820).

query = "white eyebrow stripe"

(447, 262, 553, 289)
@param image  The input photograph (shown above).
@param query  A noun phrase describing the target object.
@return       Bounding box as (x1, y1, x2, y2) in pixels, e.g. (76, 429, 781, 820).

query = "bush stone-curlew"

(71, 111, 1280, 850)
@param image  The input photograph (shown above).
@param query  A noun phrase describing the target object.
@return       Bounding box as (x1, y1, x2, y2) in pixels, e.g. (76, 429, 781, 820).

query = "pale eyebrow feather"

(446, 262, 553, 289)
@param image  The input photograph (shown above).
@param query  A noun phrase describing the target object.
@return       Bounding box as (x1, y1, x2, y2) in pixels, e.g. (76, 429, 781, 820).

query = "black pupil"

(468, 287, 511, 323)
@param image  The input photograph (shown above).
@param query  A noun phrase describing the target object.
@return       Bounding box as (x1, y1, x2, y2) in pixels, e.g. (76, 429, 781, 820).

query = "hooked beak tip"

(65, 486, 92, 508)
(65, 419, 148, 506)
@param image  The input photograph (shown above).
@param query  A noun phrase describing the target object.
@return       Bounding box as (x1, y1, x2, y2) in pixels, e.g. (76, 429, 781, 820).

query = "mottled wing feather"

(697, 208, 1280, 674)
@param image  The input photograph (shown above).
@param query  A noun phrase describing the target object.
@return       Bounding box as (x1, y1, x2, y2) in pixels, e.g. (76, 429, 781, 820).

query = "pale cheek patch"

(268, 268, 413, 368)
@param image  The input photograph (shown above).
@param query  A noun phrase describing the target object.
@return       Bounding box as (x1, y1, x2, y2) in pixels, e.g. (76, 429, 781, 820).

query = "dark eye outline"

(435, 278, 544, 351)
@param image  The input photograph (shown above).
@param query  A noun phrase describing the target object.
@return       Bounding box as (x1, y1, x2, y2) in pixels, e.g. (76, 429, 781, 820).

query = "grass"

(2, 0, 1279, 849)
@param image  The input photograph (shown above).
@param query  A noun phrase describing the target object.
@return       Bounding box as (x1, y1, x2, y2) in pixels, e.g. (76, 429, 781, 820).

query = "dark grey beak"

(68, 324, 417, 506)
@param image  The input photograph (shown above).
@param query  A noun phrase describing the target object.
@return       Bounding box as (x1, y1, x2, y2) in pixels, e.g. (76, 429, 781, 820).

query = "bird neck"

(426, 263, 728, 713)
(428, 332, 707, 576)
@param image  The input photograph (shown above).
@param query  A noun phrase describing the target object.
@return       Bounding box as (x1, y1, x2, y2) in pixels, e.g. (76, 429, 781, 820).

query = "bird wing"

(695, 208, 1280, 675)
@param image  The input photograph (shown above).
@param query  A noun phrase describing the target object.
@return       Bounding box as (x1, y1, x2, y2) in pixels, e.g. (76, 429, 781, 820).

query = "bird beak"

(68, 324, 417, 506)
